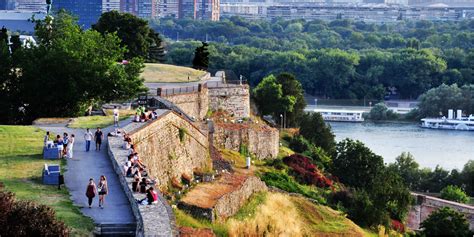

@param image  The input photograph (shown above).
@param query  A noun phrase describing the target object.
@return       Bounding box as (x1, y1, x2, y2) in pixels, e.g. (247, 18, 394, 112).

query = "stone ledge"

(108, 135, 177, 236)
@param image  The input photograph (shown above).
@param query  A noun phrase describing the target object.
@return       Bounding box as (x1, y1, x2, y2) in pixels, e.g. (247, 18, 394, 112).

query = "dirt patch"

(179, 227, 215, 237)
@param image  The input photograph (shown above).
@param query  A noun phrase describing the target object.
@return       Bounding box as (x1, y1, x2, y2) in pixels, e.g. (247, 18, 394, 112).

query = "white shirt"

(84, 131, 93, 141)
(113, 108, 119, 117)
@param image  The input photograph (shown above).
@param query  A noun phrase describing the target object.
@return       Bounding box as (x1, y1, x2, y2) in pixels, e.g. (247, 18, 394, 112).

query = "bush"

(369, 103, 398, 120)
(289, 135, 332, 169)
(440, 185, 469, 203)
(283, 154, 333, 188)
(421, 207, 472, 237)
(0, 190, 69, 236)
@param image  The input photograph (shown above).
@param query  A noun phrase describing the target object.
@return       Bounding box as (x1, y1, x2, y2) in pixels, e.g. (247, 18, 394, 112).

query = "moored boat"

(312, 108, 365, 122)
(421, 109, 474, 131)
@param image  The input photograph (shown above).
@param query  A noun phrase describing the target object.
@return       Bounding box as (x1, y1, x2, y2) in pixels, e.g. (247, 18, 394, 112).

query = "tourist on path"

(113, 106, 119, 127)
(98, 175, 108, 209)
(55, 134, 63, 158)
(94, 127, 103, 151)
(85, 178, 97, 208)
(63, 133, 69, 157)
(84, 128, 93, 152)
(43, 131, 50, 146)
(67, 134, 75, 159)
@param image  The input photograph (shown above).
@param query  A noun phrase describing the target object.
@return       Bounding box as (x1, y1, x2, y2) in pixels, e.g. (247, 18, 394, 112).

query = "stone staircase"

(94, 223, 136, 236)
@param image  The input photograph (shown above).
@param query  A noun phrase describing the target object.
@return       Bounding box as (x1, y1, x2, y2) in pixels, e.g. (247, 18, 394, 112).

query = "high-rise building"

(102, 0, 121, 12)
(15, 0, 46, 11)
(197, 0, 220, 20)
(137, 0, 156, 18)
(158, 0, 179, 18)
(120, 0, 137, 15)
(0, 0, 15, 10)
(53, 0, 102, 28)
(179, 0, 197, 18)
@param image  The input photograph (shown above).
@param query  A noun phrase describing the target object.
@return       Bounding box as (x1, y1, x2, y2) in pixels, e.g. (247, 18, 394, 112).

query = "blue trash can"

(42, 164, 60, 185)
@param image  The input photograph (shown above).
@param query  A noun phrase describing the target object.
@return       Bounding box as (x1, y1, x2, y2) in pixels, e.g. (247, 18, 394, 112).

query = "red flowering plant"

(282, 154, 333, 188)
(391, 219, 405, 233)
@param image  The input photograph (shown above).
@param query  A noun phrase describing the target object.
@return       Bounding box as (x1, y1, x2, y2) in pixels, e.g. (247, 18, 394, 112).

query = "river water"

(328, 121, 474, 170)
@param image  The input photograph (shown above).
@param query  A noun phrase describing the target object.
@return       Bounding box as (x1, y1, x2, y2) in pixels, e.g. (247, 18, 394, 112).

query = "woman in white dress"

(67, 134, 75, 159)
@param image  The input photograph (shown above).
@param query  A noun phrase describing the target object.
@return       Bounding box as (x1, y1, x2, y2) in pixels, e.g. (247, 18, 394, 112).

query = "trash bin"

(42, 164, 60, 185)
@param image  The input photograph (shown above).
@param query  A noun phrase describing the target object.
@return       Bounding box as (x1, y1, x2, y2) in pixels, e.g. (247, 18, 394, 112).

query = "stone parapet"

(208, 84, 250, 118)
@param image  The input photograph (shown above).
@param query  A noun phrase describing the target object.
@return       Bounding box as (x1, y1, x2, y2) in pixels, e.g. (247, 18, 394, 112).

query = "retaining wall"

(208, 84, 250, 118)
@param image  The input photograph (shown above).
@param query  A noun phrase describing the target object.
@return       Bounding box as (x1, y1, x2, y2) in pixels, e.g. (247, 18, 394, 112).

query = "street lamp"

(280, 114, 283, 130)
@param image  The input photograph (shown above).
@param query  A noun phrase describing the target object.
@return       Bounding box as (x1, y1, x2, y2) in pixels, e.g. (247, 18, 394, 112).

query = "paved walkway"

(38, 119, 135, 225)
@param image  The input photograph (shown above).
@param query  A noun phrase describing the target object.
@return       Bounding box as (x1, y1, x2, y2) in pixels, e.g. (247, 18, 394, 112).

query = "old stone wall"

(159, 86, 208, 120)
(407, 193, 474, 231)
(213, 123, 279, 159)
(208, 84, 250, 118)
(128, 110, 211, 190)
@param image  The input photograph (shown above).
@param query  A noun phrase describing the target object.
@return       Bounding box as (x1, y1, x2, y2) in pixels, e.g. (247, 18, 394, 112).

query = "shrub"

(178, 127, 187, 142)
(369, 102, 398, 120)
(440, 185, 469, 203)
(421, 207, 472, 237)
(0, 190, 69, 236)
(283, 154, 333, 188)
(289, 135, 332, 169)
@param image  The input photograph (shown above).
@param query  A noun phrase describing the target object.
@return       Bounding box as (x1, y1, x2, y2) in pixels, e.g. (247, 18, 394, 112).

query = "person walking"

(85, 178, 97, 208)
(84, 128, 93, 152)
(63, 133, 69, 158)
(67, 134, 75, 159)
(55, 135, 63, 158)
(44, 131, 50, 147)
(94, 127, 103, 151)
(113, 106, 119, 127)
(97, 175, 108, 209)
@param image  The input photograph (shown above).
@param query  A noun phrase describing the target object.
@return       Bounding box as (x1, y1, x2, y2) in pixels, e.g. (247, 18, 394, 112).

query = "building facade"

(158, 0, 179, 17)
(137, 0, 156, 18)
(0, 0, 15, 10)
(197, 0, 220, 20)
(120, 0, 137, 14)
(102, 0, 121, 12)
(53, 0, 102, 28)
(178, 0, 196, 18)
(15, 0, 45, 11)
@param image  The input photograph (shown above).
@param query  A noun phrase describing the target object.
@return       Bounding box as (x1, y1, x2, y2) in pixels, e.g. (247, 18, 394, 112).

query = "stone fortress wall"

(207, 82, 250, 119)
(128, 110, 211, 190)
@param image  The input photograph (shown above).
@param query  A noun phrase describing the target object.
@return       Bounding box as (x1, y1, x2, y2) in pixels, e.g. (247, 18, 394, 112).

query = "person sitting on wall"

(132, 152, 146, 168)
(137, 187, 158, 205)
(123, 156, 133, 176)
(134, 113, 140, 122)
(139, 177, 148, 193)
(132, 175, 140, 192)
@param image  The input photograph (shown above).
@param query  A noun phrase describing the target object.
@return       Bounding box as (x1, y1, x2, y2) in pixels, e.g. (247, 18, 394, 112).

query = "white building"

(102, 0, 121, 12)
(14, 0, 45, 12)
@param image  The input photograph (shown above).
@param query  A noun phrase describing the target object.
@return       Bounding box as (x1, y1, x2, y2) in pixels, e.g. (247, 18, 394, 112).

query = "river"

(328, 121, 474, 170)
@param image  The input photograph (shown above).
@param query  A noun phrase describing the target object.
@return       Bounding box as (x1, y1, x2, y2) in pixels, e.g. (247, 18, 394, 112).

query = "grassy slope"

(68, 110, 134, 129)
(142, 63, 207, 83)
(0, 126, 94, 235)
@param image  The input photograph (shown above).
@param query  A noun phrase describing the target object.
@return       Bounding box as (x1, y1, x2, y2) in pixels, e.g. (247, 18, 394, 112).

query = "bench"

(42, 164, 60, 185)
(43, 146, 61, 159)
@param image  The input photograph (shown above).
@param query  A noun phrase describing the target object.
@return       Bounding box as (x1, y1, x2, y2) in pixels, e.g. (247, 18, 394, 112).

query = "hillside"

(141, 63, 207, 83)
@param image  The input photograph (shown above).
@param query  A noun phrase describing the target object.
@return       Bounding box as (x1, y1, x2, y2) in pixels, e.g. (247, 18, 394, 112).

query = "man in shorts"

(113, 106, 119, 127)
(94, 127, 104, 151)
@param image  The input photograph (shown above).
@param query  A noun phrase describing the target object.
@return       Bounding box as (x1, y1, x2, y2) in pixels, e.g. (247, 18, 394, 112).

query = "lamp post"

(280, 114, 283, 130)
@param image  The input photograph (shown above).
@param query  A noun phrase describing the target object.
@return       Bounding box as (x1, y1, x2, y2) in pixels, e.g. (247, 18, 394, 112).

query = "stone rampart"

(213, 123, 279, 159)
(157, 85, 208, 120)
(127, 110, 211, 190)
(207, 83, 250, 118)
(108, 132, 177, 236)
(407, 193, 474, 231)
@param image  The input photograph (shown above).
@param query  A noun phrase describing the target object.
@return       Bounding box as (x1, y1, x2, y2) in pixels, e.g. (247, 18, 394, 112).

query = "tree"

(332, 138, 384, 189)
(298, 112, 336, 154)
(461, 160, 474, 196)
(276, 72, 306, 127)
(369, 102, 397, 120)
(93, 10, 158, 60)
(1, 11, 146, 124)
(421, 207, 472, 237)
(440, 185, 469, 203)
(388, 152, 421, 190)
(192, 41, 209, 70)
(417, 83, 464, 117)
(147, 31, 166, 63)
(253, 74, 297, 120)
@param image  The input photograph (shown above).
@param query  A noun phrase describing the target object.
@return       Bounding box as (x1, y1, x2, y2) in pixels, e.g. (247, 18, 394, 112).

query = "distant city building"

(15, 0, 45, 11)
(158, 0, 179, 17)
(0, 11, 45, 32)
(137, 0, 156, 18)
(178, 0, 196, 18)
(53, 0, 102, 28)
(197, 0, 220, 20)
(0, 0, 15, 10)
(102, 0, 121, 12)
(120, 0, 137, 14)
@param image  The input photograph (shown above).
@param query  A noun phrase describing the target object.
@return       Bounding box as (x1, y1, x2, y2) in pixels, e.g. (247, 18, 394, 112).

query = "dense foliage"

(420, 207, 472, 237)
(369, 102, 398, 120)
(287, 135, 331, 169)
(282, 154, 333, 188)
(93, 11, 165, 61)
(417, 83, 474, 118)
(192, 41, 209, 70)
(0, 12, 146, 124)
(153, 17, 474, 99)
(440, 185, 470, 204)
(0, 189, 68, 236)
(298, 112, 336, 154)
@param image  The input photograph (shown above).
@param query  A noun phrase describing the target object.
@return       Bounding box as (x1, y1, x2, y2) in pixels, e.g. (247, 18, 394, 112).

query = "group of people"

(85, 175, 109, 208)
(122, 135, 158, 205)
(133, 106, 159, 123)
(44, 131, 75, 159)
(83, 127, 104, 152)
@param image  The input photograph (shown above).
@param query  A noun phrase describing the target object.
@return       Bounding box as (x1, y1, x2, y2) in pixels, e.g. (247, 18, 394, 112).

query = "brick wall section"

(128, 110, 211, 190)
(208, 84, 250, 118)
(407, 193, 474, 231)
(108, 135, 177, 237)
(213, 123, 279, 159)
(159, 86, 209, 120)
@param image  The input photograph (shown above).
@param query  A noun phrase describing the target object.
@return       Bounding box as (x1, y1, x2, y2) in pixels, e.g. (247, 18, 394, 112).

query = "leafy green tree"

(388, 152, 422, 190)
(461, 160, 474, 196)
(421, 207, 472, 237)
(276, 72, 306, 127)
(418, 83, 474, 117)
(192, 41, 210, 70)
(440, 185, 470, 203)
(253, 75, 286, 116)
(332, 138, 384, 189)
(369, 102, 397, 120)
(93, 10, 164, 60)
(298, 112, 336, 154)
(147, 32, 166, 63)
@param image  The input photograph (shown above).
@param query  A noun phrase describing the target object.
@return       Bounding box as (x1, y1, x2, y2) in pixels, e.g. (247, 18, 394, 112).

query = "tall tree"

(421, 207, 472, 237)
(192, 41, 210, 70)
(298, 112, 336, 154)
(276, 72, 306, 127)
(147, 31, 166, 63)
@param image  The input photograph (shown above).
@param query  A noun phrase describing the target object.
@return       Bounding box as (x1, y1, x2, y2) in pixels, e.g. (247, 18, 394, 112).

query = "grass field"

(68, 113, 133, 129)
(141, 63, 207, 83)
(0, 126, 94, 235)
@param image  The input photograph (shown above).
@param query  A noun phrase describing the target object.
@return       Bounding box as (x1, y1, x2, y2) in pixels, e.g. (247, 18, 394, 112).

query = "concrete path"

(38, 119, 135, 225)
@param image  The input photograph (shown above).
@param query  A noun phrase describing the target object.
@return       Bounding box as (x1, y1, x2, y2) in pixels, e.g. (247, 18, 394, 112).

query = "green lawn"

(0, 126, 94, 235)
(141, 63, 207, 83)
(68, 115, 131, 129)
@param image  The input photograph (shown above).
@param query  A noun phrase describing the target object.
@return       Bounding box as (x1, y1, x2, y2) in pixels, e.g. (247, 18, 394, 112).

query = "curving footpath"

(38, 120, 136, 235)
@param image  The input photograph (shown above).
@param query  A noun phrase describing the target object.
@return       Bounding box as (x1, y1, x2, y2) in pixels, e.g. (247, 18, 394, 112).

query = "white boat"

(421, 109, 474, 131)
(312, 108, 365, 122)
